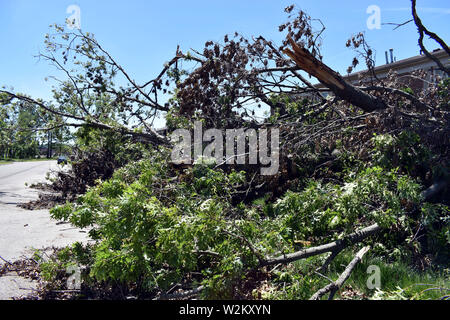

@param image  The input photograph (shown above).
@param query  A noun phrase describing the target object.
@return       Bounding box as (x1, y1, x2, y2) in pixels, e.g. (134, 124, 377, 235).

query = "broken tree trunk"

(283, 37, 387, 112)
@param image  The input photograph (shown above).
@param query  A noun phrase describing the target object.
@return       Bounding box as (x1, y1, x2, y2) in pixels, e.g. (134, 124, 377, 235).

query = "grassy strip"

(263, 251, 449, 300)
(328, 252, 449, 300)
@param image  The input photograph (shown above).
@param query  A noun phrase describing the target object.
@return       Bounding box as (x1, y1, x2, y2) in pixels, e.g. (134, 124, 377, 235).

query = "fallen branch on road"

(0, 255, 14, 267)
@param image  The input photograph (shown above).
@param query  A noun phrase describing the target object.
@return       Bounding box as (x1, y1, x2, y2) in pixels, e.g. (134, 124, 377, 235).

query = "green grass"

(327, 250, 449, 300)
(264, 250, 449, 300)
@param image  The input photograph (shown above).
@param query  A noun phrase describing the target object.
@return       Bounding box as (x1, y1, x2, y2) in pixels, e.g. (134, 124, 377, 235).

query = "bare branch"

(411, 0, 450, 76)
(382, 19, 413, 30)
(310, 246, 370, 300)
(261, 224, 380, 267)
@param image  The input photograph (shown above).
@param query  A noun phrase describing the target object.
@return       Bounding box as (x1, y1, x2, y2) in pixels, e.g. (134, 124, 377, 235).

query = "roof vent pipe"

(390, 49, 394, 64)
(385, 51, 389, 64)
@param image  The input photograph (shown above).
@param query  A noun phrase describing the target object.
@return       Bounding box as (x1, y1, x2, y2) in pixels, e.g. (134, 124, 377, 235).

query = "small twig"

(382, 19, 413, 30)
(18, 287, 39, 292)
(194, 250, 221, 258)
(314, 271, 334, 283)
(316, 249, 342, 274)
(166, 284, 181, 295)
(222, 229, 265, 264)
(269, 263, 282, 274)
(245, 172, 258, 198)
(0, 255, 14, 267)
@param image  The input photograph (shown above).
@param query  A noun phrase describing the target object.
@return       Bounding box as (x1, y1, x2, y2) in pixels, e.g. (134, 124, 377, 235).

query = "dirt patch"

(18, 192, 65, 210)
(0, 258, 41, 281)
(17, 183, 65, 210)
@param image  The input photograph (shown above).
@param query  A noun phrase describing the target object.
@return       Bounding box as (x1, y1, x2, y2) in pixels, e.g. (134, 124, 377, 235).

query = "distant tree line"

(0, 100, 71, 159)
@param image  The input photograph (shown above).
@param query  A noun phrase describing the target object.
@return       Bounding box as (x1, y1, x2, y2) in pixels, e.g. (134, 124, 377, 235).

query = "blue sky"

(1, 0, 448, 104)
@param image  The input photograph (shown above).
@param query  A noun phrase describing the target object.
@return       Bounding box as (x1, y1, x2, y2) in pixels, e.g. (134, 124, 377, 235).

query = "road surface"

(0, 161, 89, 299)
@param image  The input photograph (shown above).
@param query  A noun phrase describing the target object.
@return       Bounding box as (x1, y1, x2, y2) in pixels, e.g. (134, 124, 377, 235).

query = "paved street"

(0, 161, 88, 299)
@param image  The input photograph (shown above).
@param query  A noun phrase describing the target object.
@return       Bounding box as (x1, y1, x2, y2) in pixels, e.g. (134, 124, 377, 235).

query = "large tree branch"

(283, 37, 387, 112)
(1, 90, 85, 121)
(261, 224, 380, 267)
(412, 0, 450, 56)
(359, 86, 431, 111)
(261, 36, 326, 102)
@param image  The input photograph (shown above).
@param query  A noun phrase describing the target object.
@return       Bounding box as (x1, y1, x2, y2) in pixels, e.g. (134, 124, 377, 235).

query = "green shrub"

(371, 131, 431, 177)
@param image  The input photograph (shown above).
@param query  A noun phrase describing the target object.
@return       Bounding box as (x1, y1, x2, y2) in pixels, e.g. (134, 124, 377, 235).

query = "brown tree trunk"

(283, 37, 387, 112)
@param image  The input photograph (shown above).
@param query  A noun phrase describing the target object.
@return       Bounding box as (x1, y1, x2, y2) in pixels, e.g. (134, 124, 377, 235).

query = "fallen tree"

(0, 1, 448, 300)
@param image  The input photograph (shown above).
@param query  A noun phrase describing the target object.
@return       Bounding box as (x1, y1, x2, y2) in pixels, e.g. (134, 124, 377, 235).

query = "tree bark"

(260, 224, 380, 267)
(283, 37, 387, 112)
(310, 246, 370, 300)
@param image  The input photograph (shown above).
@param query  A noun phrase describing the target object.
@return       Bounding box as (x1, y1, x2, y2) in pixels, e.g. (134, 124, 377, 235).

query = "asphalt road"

(0, 161, 89, 299)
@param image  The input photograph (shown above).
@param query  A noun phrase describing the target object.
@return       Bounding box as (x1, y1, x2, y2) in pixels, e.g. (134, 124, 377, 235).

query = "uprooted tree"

(0, 1, 448, 299)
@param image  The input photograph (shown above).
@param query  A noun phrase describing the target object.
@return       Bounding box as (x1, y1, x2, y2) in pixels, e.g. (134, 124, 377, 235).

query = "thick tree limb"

(260, 224, 381, 267)
(421, 180, 448, 200)
(411, 0, 450, 56)
(316, 248, 343, 274)
(309, 246, 370, 300)
(283, 37, 387, 113)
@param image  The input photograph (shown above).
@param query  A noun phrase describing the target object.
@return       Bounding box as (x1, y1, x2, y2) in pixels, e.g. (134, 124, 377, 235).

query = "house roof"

(344, 49, 449, 82)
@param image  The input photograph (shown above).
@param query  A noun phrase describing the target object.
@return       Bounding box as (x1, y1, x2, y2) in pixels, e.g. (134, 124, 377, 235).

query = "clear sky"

(1, 0, 448, 106)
